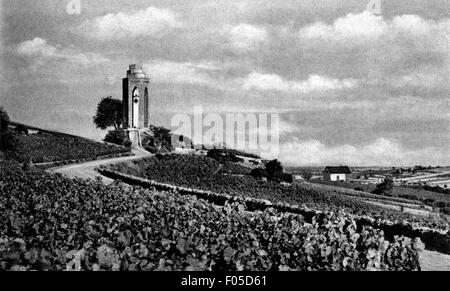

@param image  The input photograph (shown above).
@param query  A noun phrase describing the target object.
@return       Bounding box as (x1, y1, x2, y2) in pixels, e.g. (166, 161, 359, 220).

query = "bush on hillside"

(104, 129, 131, 147)
(301, 171, 313, 181)
(0, 108, 18, 153)
(207, 148, 243, 164)
(250, 167, 268, 180)
(142, 125, 173, 153)
(265, 159, 284, 182)
(207, 148, 260, 159)
(15, 124, 29, 135)
(424, 198, 435, 205)
(145, 146, 159, 154)
(0, 130, 18, 152)
(373, 176, 394, 196)
(0, 107, 10, 133)
(281, 173, 293, 183)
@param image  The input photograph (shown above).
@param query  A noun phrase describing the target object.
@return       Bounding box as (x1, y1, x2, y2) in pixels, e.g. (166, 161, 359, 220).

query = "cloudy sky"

(1, 0, 449, 166)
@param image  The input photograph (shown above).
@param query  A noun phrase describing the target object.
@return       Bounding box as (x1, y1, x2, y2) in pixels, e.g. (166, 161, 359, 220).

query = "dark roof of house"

(324, 166, 351, 174)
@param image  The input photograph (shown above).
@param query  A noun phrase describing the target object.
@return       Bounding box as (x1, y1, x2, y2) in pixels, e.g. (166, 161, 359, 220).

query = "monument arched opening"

(123, 64, 150, 146)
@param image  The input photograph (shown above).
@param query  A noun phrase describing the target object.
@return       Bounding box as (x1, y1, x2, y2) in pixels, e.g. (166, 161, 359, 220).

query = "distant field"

(312, 180, 449, 202)
(310, 180, 450, 218)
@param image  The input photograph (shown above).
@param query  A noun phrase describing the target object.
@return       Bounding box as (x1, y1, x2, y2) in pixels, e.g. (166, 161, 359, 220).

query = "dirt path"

(357, 199, 435, 217)
(48, 147, 152, 185)
(419, 250, 450, 271)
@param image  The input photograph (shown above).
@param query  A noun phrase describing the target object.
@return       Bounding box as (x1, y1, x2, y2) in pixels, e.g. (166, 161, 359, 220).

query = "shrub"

(143, 125, 173, 152)
(144, 146, 158, 154)
(250, 167, 268, 180)
(0, 109, 19, 154)
(0, 107, 10, 133)
(281, 173, 293, 183)
(435, 201, 447, 208)
(15, 124, 28, 135)
(424, 198, 435, 205)
(373, 177, 394, 196)
(301, 171, 313, 181)
(104, 129, 131, 147)
(207, 149, 243, 164)
(21, 159, 31, 170)
(441, 207, 450, 215)
(155, 153, 164, 160)
(0, 130, 20, 152)
(206, 148, 260, 159)
(265, 159, 284, 182)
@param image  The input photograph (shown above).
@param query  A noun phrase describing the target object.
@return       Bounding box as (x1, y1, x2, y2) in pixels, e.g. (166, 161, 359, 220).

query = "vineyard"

(107, 155, 449, 232)
(7, 130, 130, 164)
(0, 161, 421, 271)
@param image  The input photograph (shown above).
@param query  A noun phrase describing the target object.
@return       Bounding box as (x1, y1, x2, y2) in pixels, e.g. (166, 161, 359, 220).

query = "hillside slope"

(3, 122, 130, 164)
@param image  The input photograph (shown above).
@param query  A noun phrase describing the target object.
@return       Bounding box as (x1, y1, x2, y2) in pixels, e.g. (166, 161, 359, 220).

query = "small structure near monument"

(122, 64, 150, 146)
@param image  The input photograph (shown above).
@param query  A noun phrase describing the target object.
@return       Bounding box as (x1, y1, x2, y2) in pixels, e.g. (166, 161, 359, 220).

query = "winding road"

(48, 146, 152, 185)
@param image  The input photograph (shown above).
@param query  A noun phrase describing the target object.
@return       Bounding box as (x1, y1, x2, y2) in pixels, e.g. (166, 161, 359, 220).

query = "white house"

(323, 166, 351, 182)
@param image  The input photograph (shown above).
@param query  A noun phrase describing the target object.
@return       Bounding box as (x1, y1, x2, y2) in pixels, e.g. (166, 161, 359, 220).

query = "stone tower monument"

(122, 64, 150, 146)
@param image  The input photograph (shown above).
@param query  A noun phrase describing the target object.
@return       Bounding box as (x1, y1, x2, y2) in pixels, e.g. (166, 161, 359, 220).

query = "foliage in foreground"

(0, 162, 420, 271)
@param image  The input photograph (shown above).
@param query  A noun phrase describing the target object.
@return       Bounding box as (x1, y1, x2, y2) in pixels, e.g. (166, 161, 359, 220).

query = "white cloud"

(276, 138, 450, 166)
(17, 37, 57, 57)
(299, 11, 450, 47)
(223, 23, 268, 53)
(242, 72, 288, 91)
(299, 11, 387, 41)
(80, 7, 183, 40)
(16, 37, 109, 67)
(391, 15, 431, 35)
(242, 72, 357, 92)
(392, 72, 448, 89)
(144, 60, 217, 85)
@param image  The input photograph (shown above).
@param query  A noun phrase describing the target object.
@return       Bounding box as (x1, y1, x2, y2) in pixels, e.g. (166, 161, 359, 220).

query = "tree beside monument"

(93, 96, 131, 147)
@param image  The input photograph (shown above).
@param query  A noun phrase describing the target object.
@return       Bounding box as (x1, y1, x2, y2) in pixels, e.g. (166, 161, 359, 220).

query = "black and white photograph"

(0, 0, 449, 278)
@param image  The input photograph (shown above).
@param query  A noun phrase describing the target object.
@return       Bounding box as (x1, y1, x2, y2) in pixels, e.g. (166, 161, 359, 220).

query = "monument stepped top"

(127, 64, 148, 79)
